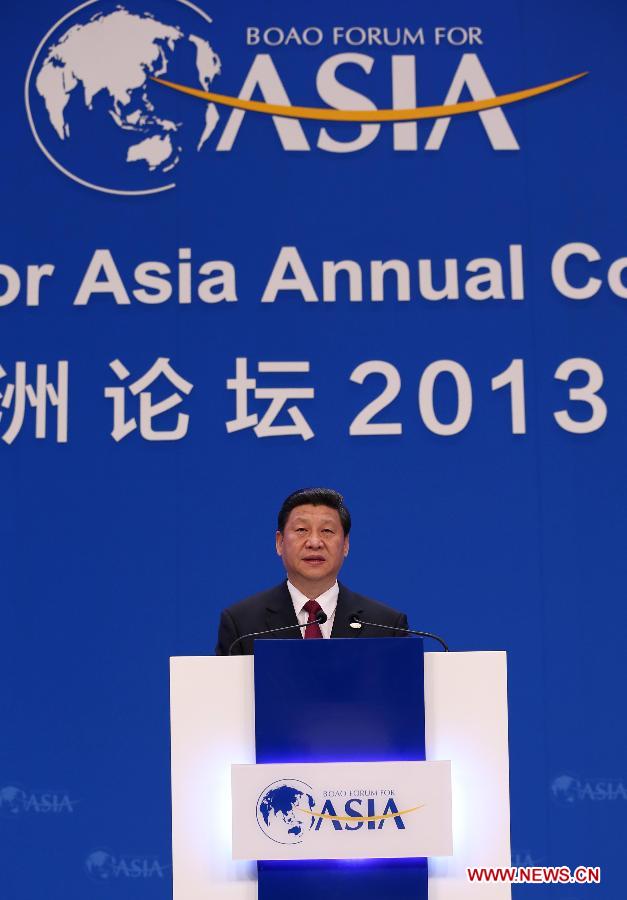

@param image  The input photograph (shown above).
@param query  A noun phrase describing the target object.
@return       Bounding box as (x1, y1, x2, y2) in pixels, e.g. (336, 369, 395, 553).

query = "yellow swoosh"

(295, 804, 424, 821)
(151, 72, 587, 123)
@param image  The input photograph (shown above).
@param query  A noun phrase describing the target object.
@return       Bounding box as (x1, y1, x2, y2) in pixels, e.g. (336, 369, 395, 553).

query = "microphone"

(348, 615, 449, 652)
(228, 610, 328, 655)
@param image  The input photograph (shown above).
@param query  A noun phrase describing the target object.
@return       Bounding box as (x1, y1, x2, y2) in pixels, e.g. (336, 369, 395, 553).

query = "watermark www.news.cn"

(467, 866, 601, 884)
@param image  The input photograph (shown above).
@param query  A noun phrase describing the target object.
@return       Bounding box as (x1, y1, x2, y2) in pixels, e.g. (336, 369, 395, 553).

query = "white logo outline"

(24, 0, 214, 196)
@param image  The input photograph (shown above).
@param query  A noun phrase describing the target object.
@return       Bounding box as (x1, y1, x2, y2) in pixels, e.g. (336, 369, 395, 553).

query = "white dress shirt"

(287, 580, 339, 639)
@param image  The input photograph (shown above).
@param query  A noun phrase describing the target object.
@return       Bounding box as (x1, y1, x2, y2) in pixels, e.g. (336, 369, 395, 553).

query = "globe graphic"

(25, 0, 221, 195)
(256, 780, 316, 845)
(551, 775, 579, 805)
(0, 786, 26, 815)
(85, 850, 115, 880)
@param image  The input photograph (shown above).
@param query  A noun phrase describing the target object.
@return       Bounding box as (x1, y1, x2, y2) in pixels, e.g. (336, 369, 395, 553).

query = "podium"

(170, 640, 511, 899)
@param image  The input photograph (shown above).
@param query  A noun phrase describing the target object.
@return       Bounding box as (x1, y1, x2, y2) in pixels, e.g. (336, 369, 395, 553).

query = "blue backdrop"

(1, 0, 625, 897)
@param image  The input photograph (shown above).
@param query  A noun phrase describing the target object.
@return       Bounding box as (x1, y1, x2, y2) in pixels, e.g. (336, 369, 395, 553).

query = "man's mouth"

(303, 556, 326, 565)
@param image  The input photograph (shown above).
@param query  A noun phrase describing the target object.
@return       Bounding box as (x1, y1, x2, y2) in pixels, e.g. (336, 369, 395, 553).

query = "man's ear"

(343, 535, 350, 557)
(276, 530, 283, 557)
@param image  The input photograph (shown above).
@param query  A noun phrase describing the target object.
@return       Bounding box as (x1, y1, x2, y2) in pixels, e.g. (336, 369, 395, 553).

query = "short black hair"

(277, 487, 351, 535)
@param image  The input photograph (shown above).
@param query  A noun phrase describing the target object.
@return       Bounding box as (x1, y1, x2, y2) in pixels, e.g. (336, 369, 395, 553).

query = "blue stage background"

(1, 0, 625, 897)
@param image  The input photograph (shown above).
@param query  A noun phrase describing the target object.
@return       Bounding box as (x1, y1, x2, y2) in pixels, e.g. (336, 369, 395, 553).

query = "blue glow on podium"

(254, 637, 427, 899)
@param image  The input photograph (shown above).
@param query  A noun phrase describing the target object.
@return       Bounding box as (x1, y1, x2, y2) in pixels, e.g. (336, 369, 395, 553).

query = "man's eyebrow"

(290, 514, 337, 524)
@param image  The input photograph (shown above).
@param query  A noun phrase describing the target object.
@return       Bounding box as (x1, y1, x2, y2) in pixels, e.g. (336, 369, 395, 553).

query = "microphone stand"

(349, 616, 449, 652)
(228, 611, 328, 655)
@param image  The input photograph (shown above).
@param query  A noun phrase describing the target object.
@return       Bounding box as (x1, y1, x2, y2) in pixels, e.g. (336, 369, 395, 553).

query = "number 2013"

(349, 358, 607, 436)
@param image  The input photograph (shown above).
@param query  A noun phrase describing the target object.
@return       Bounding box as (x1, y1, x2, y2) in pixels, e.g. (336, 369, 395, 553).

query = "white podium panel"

(425, 652, 511, 899)
(170, 655, 256, 900)
(170, 651, 511, 900)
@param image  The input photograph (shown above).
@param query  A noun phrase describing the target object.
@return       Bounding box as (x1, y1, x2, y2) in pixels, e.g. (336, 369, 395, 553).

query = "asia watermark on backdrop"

(0, 783, 77, 817)
(85, 849, 169, 882)
(551, 774, 627, 807)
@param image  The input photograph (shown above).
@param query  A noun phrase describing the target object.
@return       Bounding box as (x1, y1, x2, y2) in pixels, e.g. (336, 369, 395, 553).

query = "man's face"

(276, 504, 349, 592)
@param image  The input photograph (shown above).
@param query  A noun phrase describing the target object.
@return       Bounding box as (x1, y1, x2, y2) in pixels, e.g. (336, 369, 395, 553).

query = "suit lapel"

(331, 582, 365, 639)
(264, 581, 303, 639)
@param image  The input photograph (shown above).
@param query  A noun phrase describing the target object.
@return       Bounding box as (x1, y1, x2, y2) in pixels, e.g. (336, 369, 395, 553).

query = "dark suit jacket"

(215, 581, 409, 655)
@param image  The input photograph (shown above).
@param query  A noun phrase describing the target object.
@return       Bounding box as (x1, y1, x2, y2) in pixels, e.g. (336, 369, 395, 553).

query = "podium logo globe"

(256, 780, 317, 844)
(26, 1, 221, 195)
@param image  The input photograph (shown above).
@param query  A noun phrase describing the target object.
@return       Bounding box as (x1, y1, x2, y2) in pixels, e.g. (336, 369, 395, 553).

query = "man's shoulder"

(216, 583, 292, 655)
(338, 584, 407, 623)
(223, 582, 289, 617)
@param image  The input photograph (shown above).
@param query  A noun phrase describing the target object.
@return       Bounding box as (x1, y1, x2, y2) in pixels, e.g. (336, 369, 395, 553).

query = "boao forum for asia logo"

(256, 778, 420, 845)
(25, 0, 587, 196)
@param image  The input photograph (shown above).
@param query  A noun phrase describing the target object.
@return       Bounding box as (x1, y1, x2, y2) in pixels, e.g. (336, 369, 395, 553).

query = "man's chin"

(301, 563, 332, 577)
(291, 566, 337, 586)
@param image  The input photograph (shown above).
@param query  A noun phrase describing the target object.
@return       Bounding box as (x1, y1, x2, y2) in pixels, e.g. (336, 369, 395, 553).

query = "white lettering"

(607, 257, 627, 298)
(509, 244, 525, 299)
(0, 265, 20, 307)
(371, 260, 411, 301)
(262, 246, 319, 302)
(198, 261, 238, 303)
(216, 55, 309, 151)
(418, 259, 460, 300)
(551, 242, 602, 299)
(425, 53, 519, 150)
(74, 250, 130, 305)
(26, 264, 55, 307)
(322, 259, 363, 301)
(392, 56, 417, 150)
(317, 54, 380, 153)
(133, 262, 172, 304)
(465, 257, 505, 300)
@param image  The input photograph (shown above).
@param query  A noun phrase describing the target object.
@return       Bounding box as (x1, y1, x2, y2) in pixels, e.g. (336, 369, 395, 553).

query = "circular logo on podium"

(256, 779, 316, 844)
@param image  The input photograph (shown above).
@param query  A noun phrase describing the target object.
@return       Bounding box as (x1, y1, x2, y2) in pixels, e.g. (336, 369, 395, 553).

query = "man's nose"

(306, 532, 324, 547)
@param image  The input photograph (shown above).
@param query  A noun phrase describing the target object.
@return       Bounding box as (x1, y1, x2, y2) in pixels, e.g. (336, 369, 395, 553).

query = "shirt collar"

(286, 580, 339, 617)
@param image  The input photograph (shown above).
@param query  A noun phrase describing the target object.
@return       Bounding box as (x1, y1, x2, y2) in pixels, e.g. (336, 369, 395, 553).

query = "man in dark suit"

(215, 487, 408, 655)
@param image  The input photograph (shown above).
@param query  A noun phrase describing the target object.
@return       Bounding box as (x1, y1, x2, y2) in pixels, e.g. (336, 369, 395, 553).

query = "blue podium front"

(253, 637, 428, 900)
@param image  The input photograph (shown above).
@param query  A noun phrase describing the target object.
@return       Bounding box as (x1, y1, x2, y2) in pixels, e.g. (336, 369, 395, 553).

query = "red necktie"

(303, 599, 324, 639)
